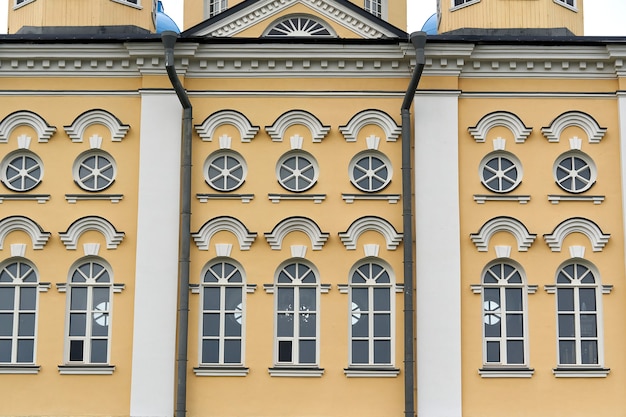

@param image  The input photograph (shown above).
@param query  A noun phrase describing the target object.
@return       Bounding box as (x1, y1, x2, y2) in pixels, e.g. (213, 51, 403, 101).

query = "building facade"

(0, 0, 626, 416)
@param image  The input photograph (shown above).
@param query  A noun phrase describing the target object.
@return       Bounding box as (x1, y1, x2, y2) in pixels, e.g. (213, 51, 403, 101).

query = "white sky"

(0, 0, 624, 36)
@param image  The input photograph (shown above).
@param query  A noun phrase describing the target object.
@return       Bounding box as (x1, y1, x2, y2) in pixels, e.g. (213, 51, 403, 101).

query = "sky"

(0, 0, 624, 36)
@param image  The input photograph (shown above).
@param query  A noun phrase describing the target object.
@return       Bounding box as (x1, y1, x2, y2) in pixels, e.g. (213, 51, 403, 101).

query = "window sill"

(473, 194, 530, 204)
(0, 364, 40, 374)
(65, 194, 123, 203)
(553, 367, 610, 378)
(0, 194, 50, 204)
(548, 195, 604, 205)
(193, 366, 249, 376)
(197, 193, 254, 203)
(344, 367, 400, 377)
(342, 194, 400, 204)
(268, 366, 324, 377)
(268, 194, 326, 204)
(58, 364, 115, 375)
(479, 367, 534, 378)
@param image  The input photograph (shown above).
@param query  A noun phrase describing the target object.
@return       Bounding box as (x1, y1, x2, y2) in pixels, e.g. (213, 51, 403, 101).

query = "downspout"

(401, 31, 427, 417)
(162, 30, 192, 417)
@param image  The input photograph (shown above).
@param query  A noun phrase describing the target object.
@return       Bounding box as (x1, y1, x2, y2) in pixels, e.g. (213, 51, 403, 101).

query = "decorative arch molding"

(468, 111, 532, 143)
(59, 216, 125, 250)
(264, 216, 329, 250)
(339, 109, 402, 142)
(0, 110, 57, 143)
(0, 216, 51, 250)
(542, 111, 607, 144)
(544, 217, 610, 252)
(194, 110, 260, 143)
(470, 216, 537, 252)
(192, 216, 257, 251)
(339, 216, 402, 250)
(64, 109, 130, 143)
(265, 110, 330, 143)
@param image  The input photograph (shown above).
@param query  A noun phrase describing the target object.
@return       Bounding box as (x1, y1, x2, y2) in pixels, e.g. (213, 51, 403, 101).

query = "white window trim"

(553, 150, 597, 194)
(1, 150, 44, 193)
(349, 150, 393, 193)
(72, 149, 117, 192)
(364, 0, 387, 20)
(450, 0, 480, 12)
(204, 150, 247, 192)
(206, 0, 228, 19)
(553, 0, 578, 12)
(479, 151, 523, 194)
(13, 0, 36, 10)
(110, 0, 142, 10)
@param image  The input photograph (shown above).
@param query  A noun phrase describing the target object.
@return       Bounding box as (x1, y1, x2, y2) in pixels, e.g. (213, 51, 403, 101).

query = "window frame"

(199, 258, 246, 367)
(553, 0, 576, 11)
(0, 258, 39, 365)
(553, 150, 597, 194)
(451, 0, 480, 10)
(207, 0, 227, 18)
(364, 0, 386, 19)
(72, 149, 117, 192)
(204, 150, 247, 192)
(479, 151, 523, 194)
(0, 149, 44, 192)
(349, 150, 393, 193)
(276, 150, 319, 193)
(264, 15, 335, 38)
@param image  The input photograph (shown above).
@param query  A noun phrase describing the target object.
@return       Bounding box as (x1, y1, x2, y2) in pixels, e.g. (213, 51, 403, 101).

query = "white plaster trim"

(468, 111, 532, 143)
(339, 109, 402, 142)
(0, 216, 50, 250)
(59, 216, 125, 250)
(196, 194, 254, 203)
(478, 368, 534, 378)
(265, 110, 330, 143)
(264, 217, 329, 250)
(542, 111, 607, 144)
(193, 366, 249, 376)
(58, 365, 115, 375)
(268, 193, 326, 203)
(65, 194, 124, 204)
(552, 368, 610, 378)
(619, 92, 626, 277)
(342, 194, 400, 204)
(10, 243, 26, 257)
(192, 216, 257, 251)
(268, 367, 324, 377)
(473, 195, 530, 204)
(0, 110, 56, 143)
(543, 217, 610, 252)
(0, 194, 50, 204)
(0, 365, 40, 374)
(470, 217, 537, 252)
(343, 367, 400, 377)
(339, 216, 402, 250)
(195, 110, 260, 143)
(64, 109, 130, 143)
(548, 195, 604, 204)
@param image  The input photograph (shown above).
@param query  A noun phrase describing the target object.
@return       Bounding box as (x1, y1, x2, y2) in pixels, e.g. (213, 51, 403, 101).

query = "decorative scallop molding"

(59, 216, 125, 250)
(339, 216, 402, 250)
(264, 216, 329, 250)
(339, 109, 401, 142)
(0, 216, 50, 250)
(64, 109, 129, 143)
(544, 217, 610, 252)
(542, 111, 607, 143)
(468, 111, 532, 143)
(470, 216, 537, 252)
(0, 110, 56, 143)
(265, 110, 330, 143)
(195, 110, 260, 143)
(192, 216, 257, 251)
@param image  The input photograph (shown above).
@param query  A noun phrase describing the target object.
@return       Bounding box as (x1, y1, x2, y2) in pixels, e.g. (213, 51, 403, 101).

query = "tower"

(437, 0, 584, 35)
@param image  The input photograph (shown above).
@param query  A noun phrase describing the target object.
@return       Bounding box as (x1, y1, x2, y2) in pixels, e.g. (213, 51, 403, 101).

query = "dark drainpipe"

(401, 31, 427, 417)
(162, 30, 192, 417)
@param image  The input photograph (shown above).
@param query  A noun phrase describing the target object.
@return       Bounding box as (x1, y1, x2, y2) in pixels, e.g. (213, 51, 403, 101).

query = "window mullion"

(11, 286, 19, 363)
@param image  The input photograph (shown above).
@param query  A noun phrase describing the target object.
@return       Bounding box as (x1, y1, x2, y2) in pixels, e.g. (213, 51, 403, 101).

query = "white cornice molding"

(0, 216, 50, 250)
(59, 216, 125, 250)
(470, 216, 537, 252)
(542, 111, 607, 143)
(64, 109, 130, 143)
(195, 110, 260, 143)
(606, 45, 626, 77)
(423, 43, 475, 77)
(265, 110, 330, 143)
(544, 217, 610, 252)
(0, 110, 56, 143)
(192, 216, 257, 251)
(339, 109, 401, 142)
(339, 216, 402, 250)
(264, 216, 329, 250)
(468, 111, 532, 143)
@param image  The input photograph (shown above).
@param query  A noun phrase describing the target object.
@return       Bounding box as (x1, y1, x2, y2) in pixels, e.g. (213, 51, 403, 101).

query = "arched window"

(0, 259, 38, 364)
(349, 260, 394, 366)
(481, 261, 528, 366)
(265, 15, 334, 37)
(275, 261, 319, 366)
(65, 258, 112, 364)
(200, 259, 245, 365)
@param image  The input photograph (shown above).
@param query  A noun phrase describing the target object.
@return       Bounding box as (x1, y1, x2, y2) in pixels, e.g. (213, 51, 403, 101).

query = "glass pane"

(202, 313, 220, 337)
(581, 340, 598, 364)
(277, 313, 293, 337)
(580, 314, 597, 337)
(92, 313, 109, 336)
(299, 288, 316, 311)
(69, 313, 86, 336)
(558, 314, 575, 338)
(224, 340, 241, 364)
(352, 312, 368, 337)
(486, 341, 500, 363)
(92, 264, 110, 283)
(0, 287, 15, 310)
(278, 340, 292, 363)
(352, 267, 367, 284)
(19, 287, 36, 310)
(0, 313, 13, 336)
(299, 265, 316, 284)
(16, 339, 34, 363)
(373, 314, 390, 337)
(225, 287, 242, 310)
(506, 340, 524, 364)
(203, 287, 221, 311)
(92, 287, 110, 306)
(506, 314, 523, 338)
(579, 288, 596, 311)
(373, 340, 391, 364)
(352, 288, 368, 311)
(483, 288, 500, 304)
(0, 339, 11, 362)
(90, 339, 108, 363)
(277, 287, 294, 311)
(505, 288, 523, 312)
(18, 313, 35, 337)
(69, 340, 84, 361)
(224, 313, 241, 337)
(70, 287, 88, 310)
(557, 288, 574, 311)
(484, 315, 501, 337)
(300, 313, 316, 338)
(299, 340, 316, 364)
(351, 340, 368, 364)
(373, 288, 390, 311)
(202, 339, 219, 364)
(559, 340, 576, 364)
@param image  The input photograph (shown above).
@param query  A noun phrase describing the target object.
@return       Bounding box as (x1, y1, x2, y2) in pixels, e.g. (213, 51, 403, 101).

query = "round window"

(553, 151, 596, 194)
(349, 151, 392, 192)
(73, 150, 117, 191)
(479, 152, 522, 193)
(1, 150, 43, 192)
(276, 151, 318, 192)
(204, 150, 247, 192)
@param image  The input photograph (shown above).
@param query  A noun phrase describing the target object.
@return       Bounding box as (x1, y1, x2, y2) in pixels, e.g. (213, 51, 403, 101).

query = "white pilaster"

(619, 92, 626, 275)
(414, 91, 463, 417)
(130, 91, 182, 417)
